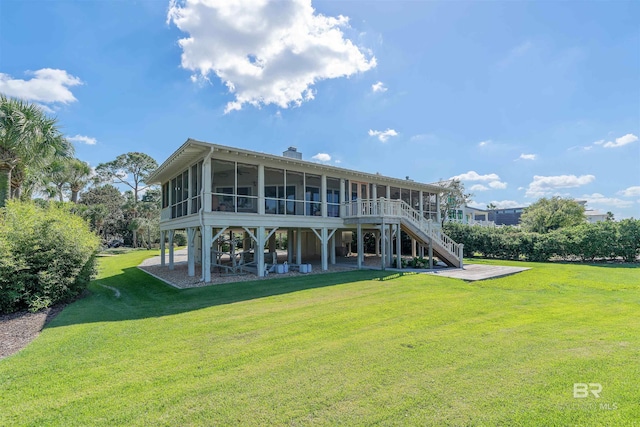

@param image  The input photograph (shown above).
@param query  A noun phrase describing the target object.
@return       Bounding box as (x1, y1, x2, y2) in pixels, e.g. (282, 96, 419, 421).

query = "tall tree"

(67, 159, 92, 203)
(437, 179, 473, 226)
(0, 95, 73, 206)
(79, 184, 125, 240)
(94, 153, 158, 247)
(45, 159, 69, 202)
(520, 197, 585, 233)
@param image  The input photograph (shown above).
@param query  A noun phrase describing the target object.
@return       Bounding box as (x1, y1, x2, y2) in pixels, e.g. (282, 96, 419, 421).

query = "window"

(390, 187, 401, 201)
(377, 185, 387, 199)
(305, 174, 321, 216)
(211, 159, 258, 213)
(286, 170, 304, 215)
(190, 161, 202, 214)
(265, 167, 285, 214)
(162, 182, 169, 208)
(422, 192, 438, 221)
(170, 169, 189, 218)
(327, 177, 340, 217)
(265, 185, 295, 215)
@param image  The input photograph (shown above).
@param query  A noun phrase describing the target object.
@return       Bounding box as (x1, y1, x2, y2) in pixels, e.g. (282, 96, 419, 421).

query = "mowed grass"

(0, 252, 639, 426)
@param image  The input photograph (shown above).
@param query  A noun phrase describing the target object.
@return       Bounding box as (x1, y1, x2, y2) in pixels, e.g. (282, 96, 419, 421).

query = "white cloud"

(488, 181, 507, 189)
(594, 139, 605, 145)
(470, 184, 489, 192)
(67, 135, 97, 145)
(581, 193, 633, 209)
(0, 69, 82, 104)
(525, 174, 595, 198)
(368, 128, 398, 142)
(451, 171, 500, 182)
(311, 152, 331, 162)
(603, 133, 638, 148)
(167, 0, 376, 113)
(371, 81, 387, 93)
(451, 171, 507, 191)
(493, 200, 527, 209)
(478, 140, 491, 147)
(518, 153, 537, 160)
(618, 186, 640, 198)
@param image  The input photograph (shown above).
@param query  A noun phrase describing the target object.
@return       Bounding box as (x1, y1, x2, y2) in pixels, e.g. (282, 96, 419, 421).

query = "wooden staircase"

(344, 199, 463, 267)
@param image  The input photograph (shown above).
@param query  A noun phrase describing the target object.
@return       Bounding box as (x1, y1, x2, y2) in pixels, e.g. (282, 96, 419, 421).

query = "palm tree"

(67, 159, 92, 203)
(0, 95, 74, 207)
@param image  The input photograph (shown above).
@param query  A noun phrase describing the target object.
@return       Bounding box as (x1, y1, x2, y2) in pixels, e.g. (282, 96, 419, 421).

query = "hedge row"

(443, 219, 640, 263)
(0, 201, 100, 314)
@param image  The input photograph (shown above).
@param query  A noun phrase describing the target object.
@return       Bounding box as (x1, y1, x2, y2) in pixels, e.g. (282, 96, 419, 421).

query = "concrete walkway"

(425, 264, 530, 281)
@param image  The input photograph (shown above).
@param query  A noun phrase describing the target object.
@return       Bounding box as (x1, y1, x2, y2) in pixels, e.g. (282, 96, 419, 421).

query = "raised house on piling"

(147, 139, 463, 282)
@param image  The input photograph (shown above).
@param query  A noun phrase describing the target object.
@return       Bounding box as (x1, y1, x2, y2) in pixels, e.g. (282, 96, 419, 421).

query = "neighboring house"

(488, 208, 525, 226)
(447, 205, 495, 226)
(148, 139, 463, 282)
(585, 209, 608, 223)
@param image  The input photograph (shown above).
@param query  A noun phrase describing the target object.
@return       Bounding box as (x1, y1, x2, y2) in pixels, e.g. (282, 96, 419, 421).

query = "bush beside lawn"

(444, 220, 640, 262)
(0, 251, 638, 426)
(0, 201, 100, 314)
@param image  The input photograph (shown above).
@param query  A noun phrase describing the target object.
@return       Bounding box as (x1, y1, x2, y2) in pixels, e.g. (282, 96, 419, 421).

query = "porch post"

(187, 227, 196, 277)
(258, 164, 265, 215)
(329, 232, 336, 265)
(380, 220, 386, 270)
(287, 229, 294, 264)
(321, 175, 327, 217)
(203, 153, 212, 212)
(436, 193, 441, 224)
(296, 228, 302, 264)
(386, 224, 393, 267)
(257, 226, 266, 277)
(411, 238, 417, 258)
(160, 230, 166, 267)
(168, 230, 175, 270)
(187, 165, 193, 215)
(203, 225, 212, 282)
(395, 223, 402, 268)
(419, 191, 424, 218)
(357, 223, 363, 269)
(372, 184, 377, 215)
(428, 240, 433, 269)
(321, 227, 328, 271)
(339, 179, 346, 217)
(374, 231, 380, 257)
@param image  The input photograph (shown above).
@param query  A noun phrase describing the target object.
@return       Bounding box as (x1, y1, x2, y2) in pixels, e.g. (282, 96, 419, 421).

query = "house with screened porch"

(147, 139, 463, 282)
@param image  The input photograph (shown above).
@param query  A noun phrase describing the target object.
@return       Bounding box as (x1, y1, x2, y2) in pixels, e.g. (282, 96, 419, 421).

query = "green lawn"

(1, 252, 638, 426)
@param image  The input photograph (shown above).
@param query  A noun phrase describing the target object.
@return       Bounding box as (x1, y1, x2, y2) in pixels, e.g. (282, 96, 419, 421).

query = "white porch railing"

(345, 198, 462, 265)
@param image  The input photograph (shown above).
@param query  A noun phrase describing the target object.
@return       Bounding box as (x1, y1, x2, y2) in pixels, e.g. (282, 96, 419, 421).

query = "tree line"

(1, 94, 160, 248)
(444, 197, 640, 263)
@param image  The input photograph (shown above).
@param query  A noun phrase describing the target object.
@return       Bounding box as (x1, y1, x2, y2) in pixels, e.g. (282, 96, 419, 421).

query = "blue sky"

(1, 0, 639, 218)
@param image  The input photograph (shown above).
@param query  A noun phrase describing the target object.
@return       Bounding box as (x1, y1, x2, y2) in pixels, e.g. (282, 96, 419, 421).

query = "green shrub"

(444, 219, 640, 263)
(0, 201, 100, 314)
(616, 219, 640, 262)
